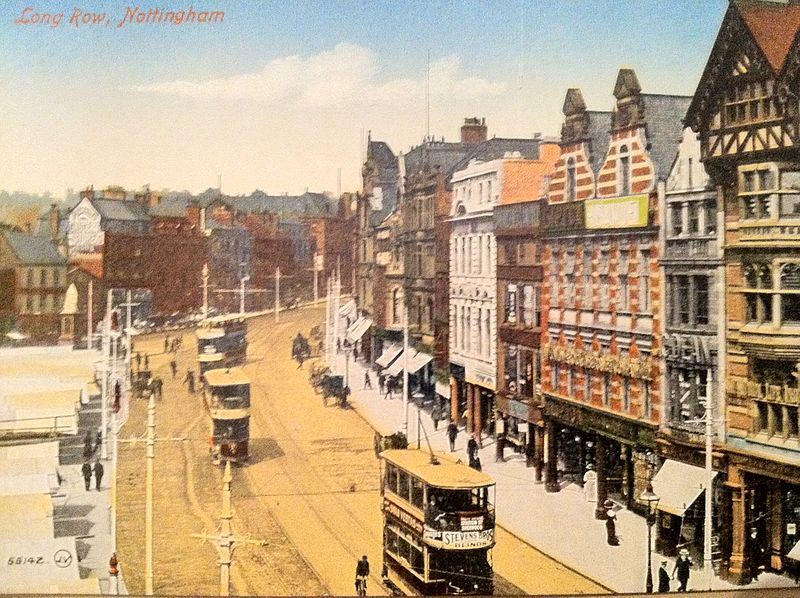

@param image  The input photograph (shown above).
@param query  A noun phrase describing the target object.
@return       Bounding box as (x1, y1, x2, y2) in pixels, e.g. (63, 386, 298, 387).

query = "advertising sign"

(585, 194, 649, 229)
(423, 528, 495, 550)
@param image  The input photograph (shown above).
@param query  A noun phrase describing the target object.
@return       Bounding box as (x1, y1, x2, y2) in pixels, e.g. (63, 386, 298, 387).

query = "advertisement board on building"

(585, 195, 649, 230)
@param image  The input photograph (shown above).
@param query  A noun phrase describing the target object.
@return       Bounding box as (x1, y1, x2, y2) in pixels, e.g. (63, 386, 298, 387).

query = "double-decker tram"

(196, 314, 248, 367)
(202, 367, 251, 464)
(380, 449, 496, 595)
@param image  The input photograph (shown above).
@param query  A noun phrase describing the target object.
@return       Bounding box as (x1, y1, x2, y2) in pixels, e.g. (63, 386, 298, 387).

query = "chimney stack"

(49, 203, 59, 240)
(461, 117, 487, 144)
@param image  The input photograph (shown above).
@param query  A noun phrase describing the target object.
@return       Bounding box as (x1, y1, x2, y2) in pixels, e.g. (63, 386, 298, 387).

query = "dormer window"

(619, 145, 631, 195)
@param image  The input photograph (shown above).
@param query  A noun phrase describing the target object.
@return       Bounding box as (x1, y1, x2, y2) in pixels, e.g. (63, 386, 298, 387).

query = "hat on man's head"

(680, 548, 689, 556)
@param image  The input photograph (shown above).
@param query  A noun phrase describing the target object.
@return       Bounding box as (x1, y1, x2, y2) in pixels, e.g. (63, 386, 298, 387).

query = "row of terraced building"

(354, 0, 800, 584)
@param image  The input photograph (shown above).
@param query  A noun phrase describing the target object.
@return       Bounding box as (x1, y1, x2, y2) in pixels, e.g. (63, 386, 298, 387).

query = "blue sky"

(0, 0, 728, 196)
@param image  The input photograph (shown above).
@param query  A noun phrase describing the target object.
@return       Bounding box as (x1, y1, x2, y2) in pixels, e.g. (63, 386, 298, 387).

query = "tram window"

(398, 470, 410, 502)
(411, 478, 424, 508)
(386, 528, 399, 554)
(386, 465, 399, 494)
(409, 545, 424, 574)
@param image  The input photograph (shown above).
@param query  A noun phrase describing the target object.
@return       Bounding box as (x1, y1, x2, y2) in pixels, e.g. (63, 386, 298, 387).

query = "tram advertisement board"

(423, 528, 495, 550)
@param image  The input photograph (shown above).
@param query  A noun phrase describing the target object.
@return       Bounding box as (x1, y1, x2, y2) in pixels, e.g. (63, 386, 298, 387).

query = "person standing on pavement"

(83, 430, 94, 459)
(152, 377, 163, 400)
(605, 500, 619, 546)
(431, 403, 442, 431)
(658, 560, 671, 592)
(82, 461, 93, 491)
(94, 460, 104, 491)
(170, 359, 177, 379)
(378, 373, 385, 396)
(135, 352, 142, 371)
(363, 371, 372, 390)
(447, 421, 458, 452)
(144, 354, 149, 370)
(673, 549, 692, 592)
(184, 370, 196, 394)
(467, 434, 479, 461)
(164, 335, 170, 353)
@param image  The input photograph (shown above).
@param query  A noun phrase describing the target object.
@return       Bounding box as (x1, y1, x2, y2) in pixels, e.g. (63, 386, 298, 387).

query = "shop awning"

(650, 459, 718, 517)
(376, 344, 402, 368)
(406, 351, 433, 374)
(346, 317, 373, 344)
(788, 540, 800, 561)
(385, 352, 405, 377)
(338, 299, 357, 317)
(435, 381, 451, 398)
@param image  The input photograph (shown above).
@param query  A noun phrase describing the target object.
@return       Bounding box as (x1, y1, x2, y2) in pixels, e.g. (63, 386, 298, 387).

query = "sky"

(0, 0, 728, 198)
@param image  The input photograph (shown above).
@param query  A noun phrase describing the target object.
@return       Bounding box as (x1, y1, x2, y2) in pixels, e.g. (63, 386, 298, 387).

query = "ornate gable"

(612, 68, 644, 130)
(561, 88, 590, 144)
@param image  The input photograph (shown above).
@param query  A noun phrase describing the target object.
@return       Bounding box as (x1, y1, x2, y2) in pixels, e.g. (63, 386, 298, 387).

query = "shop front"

(543, 396, 658, 518)
(464, 363, 496, 446)
(495, 393, 543, 478)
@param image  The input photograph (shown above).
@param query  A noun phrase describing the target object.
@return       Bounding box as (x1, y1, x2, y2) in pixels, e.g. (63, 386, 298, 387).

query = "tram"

(202, 367, 251, 464)
(380, 449, 496, 595)
(196, 314, 248, 367)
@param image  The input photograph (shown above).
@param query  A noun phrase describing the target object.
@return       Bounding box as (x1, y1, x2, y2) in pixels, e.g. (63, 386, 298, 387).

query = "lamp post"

(640, 483, 660, 594)
(343, 340, 352, 389)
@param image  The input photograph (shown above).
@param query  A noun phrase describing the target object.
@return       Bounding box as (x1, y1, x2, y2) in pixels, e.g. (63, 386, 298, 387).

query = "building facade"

(686, 0, 800, 582)
(541, 72, 690, 520)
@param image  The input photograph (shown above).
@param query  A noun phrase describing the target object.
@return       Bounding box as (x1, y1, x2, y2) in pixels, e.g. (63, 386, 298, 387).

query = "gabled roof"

(402, 141, 476, 180)
(93, 198, 150, 222)
(736, 0, 800, 71)
(585, 111, 613, 175)
(368, 140, 398, 171)
(1, 230, 65, 265)
(149, 196, 190, 218)
(641, 94, 694, 179)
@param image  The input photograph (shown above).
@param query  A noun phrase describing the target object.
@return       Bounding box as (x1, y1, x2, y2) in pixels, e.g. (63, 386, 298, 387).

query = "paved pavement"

(329, 349, 800, 594)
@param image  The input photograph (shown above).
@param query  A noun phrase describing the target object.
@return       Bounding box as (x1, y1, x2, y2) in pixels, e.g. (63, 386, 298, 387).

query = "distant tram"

(196, 314, 248, 367)
(203, 367, 251, 464)
(380, 449, 496, 595)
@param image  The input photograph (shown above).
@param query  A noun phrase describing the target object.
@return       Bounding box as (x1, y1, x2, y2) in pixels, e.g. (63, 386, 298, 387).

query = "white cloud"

(128, 42, 506, 106)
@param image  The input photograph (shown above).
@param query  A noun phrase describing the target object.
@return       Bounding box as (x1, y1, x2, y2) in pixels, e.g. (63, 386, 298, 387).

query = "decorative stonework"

(543, 343, 653, 379)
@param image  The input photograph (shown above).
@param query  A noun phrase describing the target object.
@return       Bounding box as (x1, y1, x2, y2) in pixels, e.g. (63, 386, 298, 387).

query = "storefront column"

(769, 481, 784, 571)
(450, 376, 459, 423)
(726, 466, 747, 583)
(624, 445, 635, 510)
(474, 388, 483, 447)
(545, 419, 559, 493)
(595, 436, 609, 520)
(533, 424, 544, 483)
(466, 383, 474, 434)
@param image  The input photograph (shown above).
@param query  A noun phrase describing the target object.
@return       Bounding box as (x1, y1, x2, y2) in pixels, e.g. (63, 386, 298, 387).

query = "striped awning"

(385, 352, 405, 377)
(346, 317, 373, 343)
(376, 344, 402, 368)
(406, 351, 433, 374)
(338, 299, 357, 317)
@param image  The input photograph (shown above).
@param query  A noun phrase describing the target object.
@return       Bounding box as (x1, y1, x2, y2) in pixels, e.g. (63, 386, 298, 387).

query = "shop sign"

(383, 499, 423, 534)
(585, 194, 648, 230)
(465, 364, 496, 390)
(507, 398, 530, 421)
(460, 515, 484, 531)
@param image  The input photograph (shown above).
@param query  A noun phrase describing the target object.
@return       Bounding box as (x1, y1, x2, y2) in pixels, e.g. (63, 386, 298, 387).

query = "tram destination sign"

(423, 528, 495, 550)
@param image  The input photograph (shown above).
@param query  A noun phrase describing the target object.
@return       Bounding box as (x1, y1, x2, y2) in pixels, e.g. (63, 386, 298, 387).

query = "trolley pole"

(191, 461, 265, 596)
(145, 391, 155, 595)
(275, 267, 281, 323)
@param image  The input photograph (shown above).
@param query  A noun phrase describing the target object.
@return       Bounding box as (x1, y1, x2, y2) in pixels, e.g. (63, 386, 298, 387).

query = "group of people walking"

(163, 334, 183, 354)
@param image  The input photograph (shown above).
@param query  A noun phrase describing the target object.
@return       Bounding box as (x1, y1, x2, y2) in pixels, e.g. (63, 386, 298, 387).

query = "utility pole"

(145, 391, 155, 595)
(191, 461, 265, 596)
(402, 303, 409, 438)
(202, 263, 209, 320)
(101, 290, 112, 460)
(87, 279, 93, 350)
(274, 267, 281, 323)
(704, 369, 714, 590)
(325, 276, 332, 366)
(332, 271, 341, 365)
(239, 265, 249, 316)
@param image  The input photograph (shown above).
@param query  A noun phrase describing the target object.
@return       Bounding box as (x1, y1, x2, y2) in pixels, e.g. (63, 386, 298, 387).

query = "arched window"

(566, 157, 577, 201)
(619, 145, 631, 195)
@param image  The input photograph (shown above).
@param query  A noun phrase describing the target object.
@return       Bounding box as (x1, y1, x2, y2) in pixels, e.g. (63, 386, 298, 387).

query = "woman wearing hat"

(673, 548, 693, 592)
(605, 500, 619, 546)
(658, 560, 671, 592)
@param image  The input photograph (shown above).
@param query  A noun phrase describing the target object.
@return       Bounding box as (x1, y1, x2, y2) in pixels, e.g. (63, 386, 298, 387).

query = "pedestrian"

(583, 464, 597, 503)
(447, 421, 458, 452)
(153, 377, 163, 400)
(658, 560, 671, 593)
(673, 549, 692, 592)
(184, 370, 195, 394)
(170, 359, 177, 379)
(384, 377, 394, 400)
(340, 385, 351, 408)
(467, 434, 479, 461)
(363, 370, 372, 390)
(164, 335, 170, 353)
(605, 501, 619, 546)
(378, 373, 385, 395)
(431, 404, 442, 431)
(353, 346, 359, 361)
(135, 352, 142, 371)
(94, 460, 104, 491)
(95, 429, 102, 453)
(82, 461, 93, 491)
(469, 454, 482, 471)
(336, 338, 341, 353)
(83, 430, 94, 459)
(144, 354, 149, 370)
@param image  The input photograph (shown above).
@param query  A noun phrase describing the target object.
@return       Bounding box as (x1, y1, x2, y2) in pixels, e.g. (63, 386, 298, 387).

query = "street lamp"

(343, 339, 352, 389)
(640, 482, 660, 593)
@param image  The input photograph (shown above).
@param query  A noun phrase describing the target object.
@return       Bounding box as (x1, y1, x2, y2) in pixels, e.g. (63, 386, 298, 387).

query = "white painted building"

(448, 158, 503, 397)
